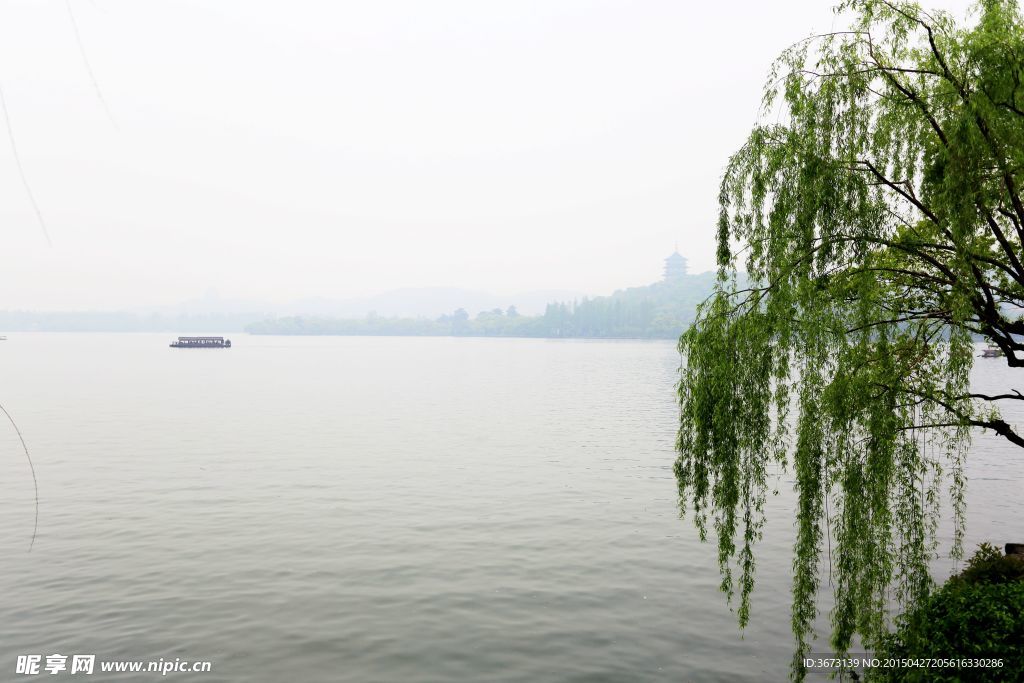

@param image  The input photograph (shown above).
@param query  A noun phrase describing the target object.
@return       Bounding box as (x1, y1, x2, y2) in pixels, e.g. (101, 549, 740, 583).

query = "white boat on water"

(169, 336, 232, 349)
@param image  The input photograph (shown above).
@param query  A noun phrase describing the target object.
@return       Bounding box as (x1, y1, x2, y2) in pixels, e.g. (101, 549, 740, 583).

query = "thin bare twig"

(0, 81, 51, 246)
(0, 401, 39, 552)
(66, 0, 117, 128)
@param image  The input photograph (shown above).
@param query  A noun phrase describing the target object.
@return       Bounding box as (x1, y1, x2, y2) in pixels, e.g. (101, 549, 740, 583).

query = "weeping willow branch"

(676, 1, 1024, 680)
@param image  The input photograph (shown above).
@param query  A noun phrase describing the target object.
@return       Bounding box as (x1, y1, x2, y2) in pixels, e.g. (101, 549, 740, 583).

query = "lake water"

(0, 334, 1021, 681)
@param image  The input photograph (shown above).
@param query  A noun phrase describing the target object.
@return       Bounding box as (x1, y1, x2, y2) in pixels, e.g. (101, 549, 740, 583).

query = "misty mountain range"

(0, 286, 590, 333)
(144, 287, 590, 319)
(248, 272, 719, 340)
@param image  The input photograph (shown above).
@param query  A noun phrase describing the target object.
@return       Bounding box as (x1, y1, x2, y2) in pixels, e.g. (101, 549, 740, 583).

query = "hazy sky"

(0, 0, 975, 310)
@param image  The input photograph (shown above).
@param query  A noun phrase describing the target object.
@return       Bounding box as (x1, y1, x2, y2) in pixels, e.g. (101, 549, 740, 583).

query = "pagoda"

(663, 249, 688, 281)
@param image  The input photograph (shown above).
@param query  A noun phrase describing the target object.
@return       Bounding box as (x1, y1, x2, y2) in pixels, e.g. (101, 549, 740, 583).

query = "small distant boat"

(981, 344, 1004, 358)
(170, 336, 232, 349)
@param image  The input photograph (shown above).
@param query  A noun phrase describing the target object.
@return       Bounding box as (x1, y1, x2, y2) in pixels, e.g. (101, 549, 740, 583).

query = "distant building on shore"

(663, 249, 688, 282)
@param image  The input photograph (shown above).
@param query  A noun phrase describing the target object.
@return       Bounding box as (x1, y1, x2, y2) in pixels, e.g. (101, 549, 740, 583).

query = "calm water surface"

(1, 334, 1021, 682)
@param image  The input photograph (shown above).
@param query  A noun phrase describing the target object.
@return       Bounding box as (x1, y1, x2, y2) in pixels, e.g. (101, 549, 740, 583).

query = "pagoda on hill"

(663, 249, 688, 282)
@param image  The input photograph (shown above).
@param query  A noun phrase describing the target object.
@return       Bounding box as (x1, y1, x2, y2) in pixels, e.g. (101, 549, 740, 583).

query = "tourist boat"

(169, 336, 232, 349)
(981, 344, 1004, 358)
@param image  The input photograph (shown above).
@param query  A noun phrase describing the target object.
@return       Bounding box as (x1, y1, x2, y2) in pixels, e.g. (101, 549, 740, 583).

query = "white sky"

(0, 0, 975, 310)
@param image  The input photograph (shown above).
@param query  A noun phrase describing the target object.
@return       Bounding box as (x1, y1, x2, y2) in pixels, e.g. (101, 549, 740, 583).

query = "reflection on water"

(0, 334, 1020, 681)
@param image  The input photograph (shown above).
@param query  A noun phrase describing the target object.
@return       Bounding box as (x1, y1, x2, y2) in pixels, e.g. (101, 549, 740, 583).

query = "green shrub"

(869, 544, 1024, 682)
(955, 543, 1024, 586)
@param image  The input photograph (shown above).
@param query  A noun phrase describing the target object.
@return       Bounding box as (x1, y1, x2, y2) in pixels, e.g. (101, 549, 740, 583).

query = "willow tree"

(675, 0, 1024, 678)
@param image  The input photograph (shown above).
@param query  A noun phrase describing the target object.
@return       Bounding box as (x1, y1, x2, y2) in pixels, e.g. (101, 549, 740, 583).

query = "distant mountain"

(0, 287, 589, 333)
(128, 286, 590, 320)
(0, 310, 256, 333)
(247, 272, 721, 339)
(283, 287, 588, 318)
(1, 268, 729, 337)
